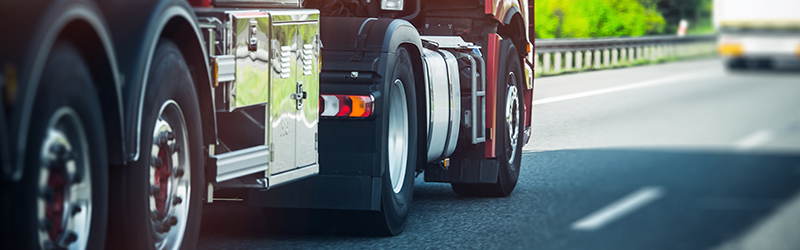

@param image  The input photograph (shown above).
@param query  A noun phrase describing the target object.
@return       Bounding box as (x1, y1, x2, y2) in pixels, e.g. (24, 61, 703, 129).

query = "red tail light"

(319, 94, 374, 118)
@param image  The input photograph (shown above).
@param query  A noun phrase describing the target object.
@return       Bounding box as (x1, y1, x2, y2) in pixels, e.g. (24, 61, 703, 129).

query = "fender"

(3, 0, 123, 182)
(486, 0, 523, 25)
(502, 6, 521, 26)
(318, 17, 422, 177)
(254, 17, 424, 211)
(114, 0, 215, 163)
(503, 5, 534, 147)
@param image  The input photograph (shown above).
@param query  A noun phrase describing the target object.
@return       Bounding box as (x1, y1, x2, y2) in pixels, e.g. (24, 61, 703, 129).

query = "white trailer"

(714, 0, 800, 69)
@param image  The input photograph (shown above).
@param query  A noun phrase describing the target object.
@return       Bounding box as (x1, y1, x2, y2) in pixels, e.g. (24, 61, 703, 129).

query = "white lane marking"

(534, 72, 713, 105)
(735, 129, 773, 150)
(571, 186, 664, 231)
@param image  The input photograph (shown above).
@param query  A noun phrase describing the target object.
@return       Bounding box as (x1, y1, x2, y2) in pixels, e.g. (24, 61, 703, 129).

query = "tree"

(534, 0, 665, 38)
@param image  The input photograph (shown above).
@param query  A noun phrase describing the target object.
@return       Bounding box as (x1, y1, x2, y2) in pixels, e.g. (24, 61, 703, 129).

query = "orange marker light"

(719, 43, 744, 57)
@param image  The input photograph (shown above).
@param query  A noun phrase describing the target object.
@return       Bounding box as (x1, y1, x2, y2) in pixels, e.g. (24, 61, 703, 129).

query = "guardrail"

(533, 35, 717, 76)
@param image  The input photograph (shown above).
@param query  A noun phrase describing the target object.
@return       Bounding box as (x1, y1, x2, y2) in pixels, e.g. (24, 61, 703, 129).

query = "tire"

(107, 39, 204, 250)
(452, 39, 523, 197)
(725, 58, 746, 70)
(368, 46, 418, 236)
(5, 41, 108, 250)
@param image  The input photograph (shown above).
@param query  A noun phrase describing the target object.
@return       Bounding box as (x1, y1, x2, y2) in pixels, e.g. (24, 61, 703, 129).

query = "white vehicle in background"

(714, 0, 800, 69)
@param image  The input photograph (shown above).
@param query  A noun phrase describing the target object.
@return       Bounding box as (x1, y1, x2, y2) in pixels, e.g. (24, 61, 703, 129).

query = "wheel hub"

(505, 73, 520, 166)
(38, 108, 92, 250)
(388, 79, 409, 194)
(148, 101, 191, 250)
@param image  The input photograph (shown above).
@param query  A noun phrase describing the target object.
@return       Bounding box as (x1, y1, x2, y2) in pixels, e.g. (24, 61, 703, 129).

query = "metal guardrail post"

(554, 52, 562, 73)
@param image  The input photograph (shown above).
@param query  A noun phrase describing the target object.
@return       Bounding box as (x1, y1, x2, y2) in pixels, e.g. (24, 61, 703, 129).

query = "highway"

(197, 58, 800, 249)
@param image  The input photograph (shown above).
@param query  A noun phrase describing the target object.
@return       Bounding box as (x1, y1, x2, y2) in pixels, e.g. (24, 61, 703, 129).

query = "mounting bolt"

(174, 168, 184, 178)
(64, 231, 77, 243)
(151, 185, 162, 196)
(350, 71, 358, 79)
(71, 205, 82, 216)
(41, 187, 54, 203)
(152, 157, 163, 166)
(151, 210, 165, 221)
(40, 219, 53, 230)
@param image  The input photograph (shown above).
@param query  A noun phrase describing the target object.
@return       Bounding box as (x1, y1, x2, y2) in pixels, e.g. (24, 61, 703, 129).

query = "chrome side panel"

(421, 48, 461, 162)
(231, 12, 271, 108)
(295, 22, 320, 170)
(268, 9, 320, 175)
(269, 21, 298, 175)
(201, 8, 319, 185)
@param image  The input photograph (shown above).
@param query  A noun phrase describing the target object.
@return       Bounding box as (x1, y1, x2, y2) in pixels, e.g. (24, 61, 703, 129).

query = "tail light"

(319, 94, 374, 118)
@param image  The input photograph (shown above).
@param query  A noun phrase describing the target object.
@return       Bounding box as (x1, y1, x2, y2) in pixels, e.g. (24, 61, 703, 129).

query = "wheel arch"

(379, 19, 424, 175)
(498, 9, 534, 146)
(8, 0, 124, 182)
(126, 1, 216, 162)
(499, 9, 528, 59)
(399, 43, 428, 172)
(158, 14, 216, 151)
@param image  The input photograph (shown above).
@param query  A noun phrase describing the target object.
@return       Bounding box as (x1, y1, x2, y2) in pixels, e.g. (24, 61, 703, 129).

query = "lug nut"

(151, 210, 165, 221)
(151, 185, 162, 195)
(170, 143, 181, 153)
(65, 231, 77, 243)
(168, 216, 178, 226)
(158, 134, 168, 146)
(70, 172, 83, 184)
(174, 168, 185, 178)
(152, 157, 163, 166)
(41, 187, 54, 203)
(71, 205, 82, 216)
(50, 144, 66, 157)
(60, 151, 76, 162)
(167, 131, 175, 140)
(40, 219, 53, 230)
(44, 241, 58, 250)
(173, 197, 183, 205)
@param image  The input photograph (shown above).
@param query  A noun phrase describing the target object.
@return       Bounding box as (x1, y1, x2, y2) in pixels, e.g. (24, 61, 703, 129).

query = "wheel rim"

(388, 79, 409, 194)
(505, 72, 520, 167)
(148, 100, 191, 250)
(37, 107, 92, 250)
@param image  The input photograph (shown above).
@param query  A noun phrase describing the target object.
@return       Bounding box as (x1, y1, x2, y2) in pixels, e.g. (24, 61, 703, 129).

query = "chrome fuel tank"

(421, 47, 461, 162)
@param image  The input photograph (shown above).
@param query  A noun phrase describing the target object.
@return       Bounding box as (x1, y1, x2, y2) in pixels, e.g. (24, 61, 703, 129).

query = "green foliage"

(534, 0, 665, 38)
(647, 0, 713, 34)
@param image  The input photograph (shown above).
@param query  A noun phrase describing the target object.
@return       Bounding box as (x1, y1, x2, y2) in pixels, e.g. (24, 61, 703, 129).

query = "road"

(198, 58, 800, 249)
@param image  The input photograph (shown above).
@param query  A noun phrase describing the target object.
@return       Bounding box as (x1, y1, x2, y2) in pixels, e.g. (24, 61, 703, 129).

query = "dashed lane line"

(735, 129, 773, 151)
(571, 186, 664, 231)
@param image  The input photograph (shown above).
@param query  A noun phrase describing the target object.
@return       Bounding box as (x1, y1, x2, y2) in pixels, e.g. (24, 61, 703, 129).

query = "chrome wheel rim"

(148, 100, 191, 250)
(37, 107, 92, 250)
(388, 79, 409, 194)
(505, 72, 520, 167)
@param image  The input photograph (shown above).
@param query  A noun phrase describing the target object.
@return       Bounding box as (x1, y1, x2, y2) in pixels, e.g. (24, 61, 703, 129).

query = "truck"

(0, 0, 534, 248)
(714, 0, 800, 69)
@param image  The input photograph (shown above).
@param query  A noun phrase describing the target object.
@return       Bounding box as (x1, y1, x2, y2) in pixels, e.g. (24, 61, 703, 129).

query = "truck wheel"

(108, 39, 203, 250)
(7, 41, 108, 250)
(370, 46, 418, 236)
(452, 39, 523, 197)
(725, 58, 746, 70)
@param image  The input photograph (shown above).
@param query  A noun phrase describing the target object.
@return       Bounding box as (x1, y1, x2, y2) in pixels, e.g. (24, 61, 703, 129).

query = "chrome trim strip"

(214, 145, 270, 182)
(269, 164, 318, 187)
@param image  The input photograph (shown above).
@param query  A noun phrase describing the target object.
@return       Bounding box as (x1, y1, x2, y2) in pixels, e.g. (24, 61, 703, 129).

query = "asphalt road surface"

(198, 58, 800, 249)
